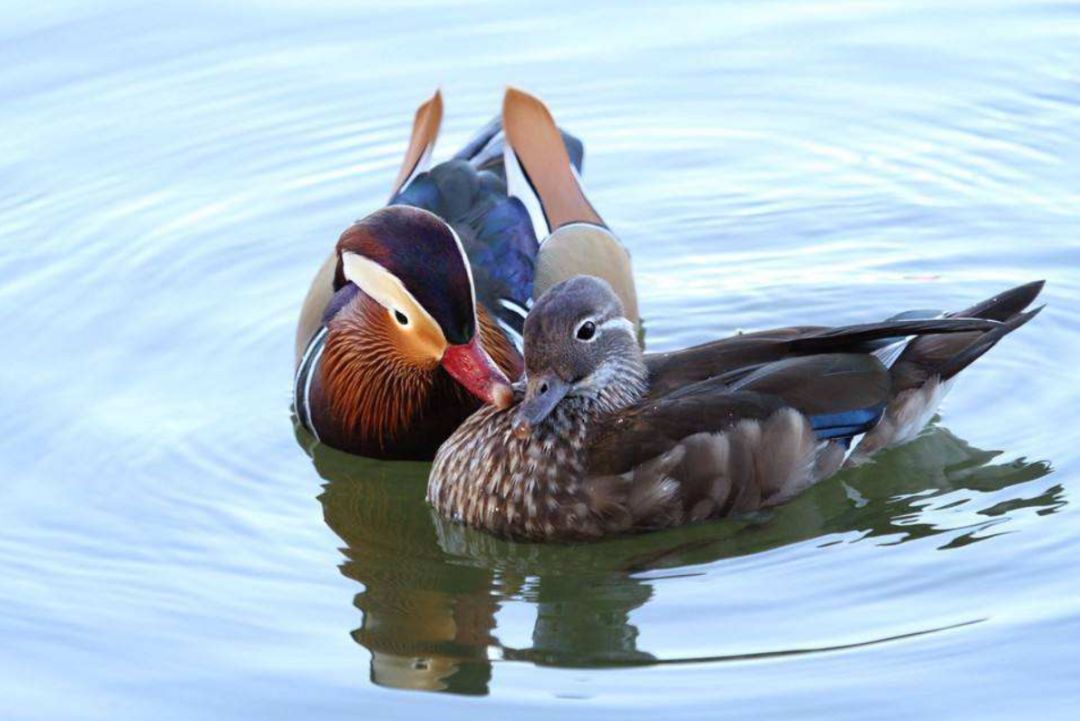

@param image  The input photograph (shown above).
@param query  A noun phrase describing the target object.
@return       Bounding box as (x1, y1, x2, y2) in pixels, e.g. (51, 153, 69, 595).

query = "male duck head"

(512, 275, 645, 439)
(325, 205, 513, 425)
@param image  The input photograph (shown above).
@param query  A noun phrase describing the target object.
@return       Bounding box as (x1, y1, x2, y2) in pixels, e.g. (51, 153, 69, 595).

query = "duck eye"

(393, 309, 410, 327)
(576, 320, 596, 341)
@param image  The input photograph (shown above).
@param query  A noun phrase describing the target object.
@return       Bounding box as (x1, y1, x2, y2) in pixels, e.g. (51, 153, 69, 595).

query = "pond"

(2, 1, 1079, 718)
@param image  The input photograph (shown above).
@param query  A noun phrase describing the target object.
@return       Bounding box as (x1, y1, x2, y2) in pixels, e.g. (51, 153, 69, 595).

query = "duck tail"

(892, 281, 1045, 389)
(951, 279, 1045, 322)
(846, 281, 1044, 464)
(388, 89, 444, 199)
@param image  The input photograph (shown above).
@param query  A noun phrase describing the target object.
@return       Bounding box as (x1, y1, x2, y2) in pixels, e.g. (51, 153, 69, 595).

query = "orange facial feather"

(320, 294, 436, 449)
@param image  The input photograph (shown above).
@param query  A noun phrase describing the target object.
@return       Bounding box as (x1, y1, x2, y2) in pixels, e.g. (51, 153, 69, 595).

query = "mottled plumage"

(428, 276, 1043, 541)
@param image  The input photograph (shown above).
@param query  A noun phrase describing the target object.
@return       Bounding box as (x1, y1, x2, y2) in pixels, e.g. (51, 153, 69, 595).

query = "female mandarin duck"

(294, 88, 638, 459)
(429, 275, 1043, 541)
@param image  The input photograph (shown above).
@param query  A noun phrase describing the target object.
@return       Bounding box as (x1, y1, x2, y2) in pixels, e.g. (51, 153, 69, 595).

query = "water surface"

(3, 1, 1080, 719)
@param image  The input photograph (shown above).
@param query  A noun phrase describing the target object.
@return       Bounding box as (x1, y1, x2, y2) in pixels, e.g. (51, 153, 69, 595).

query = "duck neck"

(574, 352, 650, 420)
(518, 355, 650, 509)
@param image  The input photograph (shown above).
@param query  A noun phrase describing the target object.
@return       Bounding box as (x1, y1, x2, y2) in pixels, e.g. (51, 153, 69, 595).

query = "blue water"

(2, 1, 1079, 719)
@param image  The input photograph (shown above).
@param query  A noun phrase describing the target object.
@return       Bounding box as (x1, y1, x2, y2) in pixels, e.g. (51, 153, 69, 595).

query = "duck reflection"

(312, 447, 500, 694)
(302, 423, 1056, 694)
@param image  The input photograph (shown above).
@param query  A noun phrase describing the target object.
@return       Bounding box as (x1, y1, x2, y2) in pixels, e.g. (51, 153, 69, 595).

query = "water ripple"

(2, 0, 1079, 718)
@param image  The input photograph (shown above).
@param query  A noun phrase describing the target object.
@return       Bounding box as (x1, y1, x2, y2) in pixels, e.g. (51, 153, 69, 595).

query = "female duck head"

(512, 275, 646, 438)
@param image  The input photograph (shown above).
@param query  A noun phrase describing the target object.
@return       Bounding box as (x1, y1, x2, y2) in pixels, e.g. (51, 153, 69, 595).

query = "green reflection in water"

(301, 424, 1055, 694)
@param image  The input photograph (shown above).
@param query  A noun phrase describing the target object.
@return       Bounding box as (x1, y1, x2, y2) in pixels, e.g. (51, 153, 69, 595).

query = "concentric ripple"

(1, 1, 1079, 719)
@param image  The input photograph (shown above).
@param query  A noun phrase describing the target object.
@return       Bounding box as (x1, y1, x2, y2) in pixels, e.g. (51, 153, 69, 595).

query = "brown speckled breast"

(428, 399, 600, 540)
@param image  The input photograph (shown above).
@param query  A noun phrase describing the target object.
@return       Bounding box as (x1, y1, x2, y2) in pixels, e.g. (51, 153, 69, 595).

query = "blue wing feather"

(808, 406, 885, 440)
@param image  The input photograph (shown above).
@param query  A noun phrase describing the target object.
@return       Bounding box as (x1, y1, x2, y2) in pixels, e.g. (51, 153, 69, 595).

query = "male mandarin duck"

(428, 275, 1044, 541)
(294, 89, 638, 459)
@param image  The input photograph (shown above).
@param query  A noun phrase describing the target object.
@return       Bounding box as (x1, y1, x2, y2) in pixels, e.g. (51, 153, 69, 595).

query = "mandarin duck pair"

(296, 89, 1043, 542)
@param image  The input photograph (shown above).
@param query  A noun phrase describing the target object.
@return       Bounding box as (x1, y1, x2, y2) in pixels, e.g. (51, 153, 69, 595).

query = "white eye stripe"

(341, 251, 439, 334)
(573, 315, 634, 342)
(339, 212, 479, 340)
(597, 317, 635, 337)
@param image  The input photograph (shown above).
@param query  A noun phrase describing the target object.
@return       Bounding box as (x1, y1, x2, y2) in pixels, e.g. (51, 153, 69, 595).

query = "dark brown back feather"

(731, 353, 891, 417)
(644, 317, 998, 398)
(586, 386, 784, 476)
